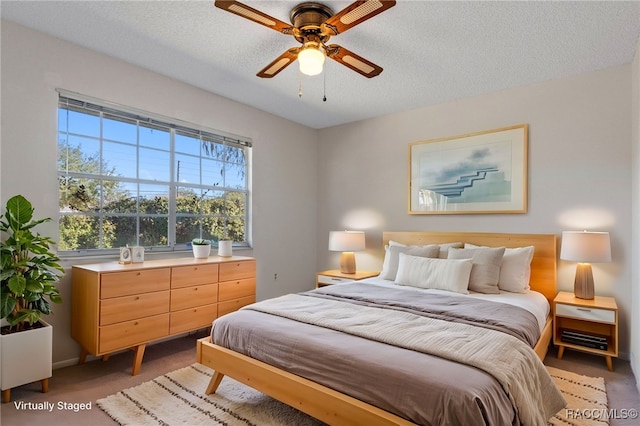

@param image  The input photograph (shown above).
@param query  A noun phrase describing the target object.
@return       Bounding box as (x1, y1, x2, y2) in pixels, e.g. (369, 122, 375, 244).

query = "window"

(57, 92, 251, 254)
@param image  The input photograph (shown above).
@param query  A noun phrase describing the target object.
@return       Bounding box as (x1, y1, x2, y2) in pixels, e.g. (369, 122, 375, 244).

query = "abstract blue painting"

(409, 125, 527, 214)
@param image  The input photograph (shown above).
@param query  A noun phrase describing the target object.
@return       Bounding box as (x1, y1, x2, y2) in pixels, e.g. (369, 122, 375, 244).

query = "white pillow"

(438, 242, 464, 258)
(394, 254, 472, 294)
(465, 244, 534, 293)
(448, 247, 505, 294)
(379, 244, 440, 280)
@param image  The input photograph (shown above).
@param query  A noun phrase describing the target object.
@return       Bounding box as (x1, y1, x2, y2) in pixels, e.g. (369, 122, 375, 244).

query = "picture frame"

(131, 246, 145, 263)
(409, 124, 528, 214)
(119, 247, 132, 264)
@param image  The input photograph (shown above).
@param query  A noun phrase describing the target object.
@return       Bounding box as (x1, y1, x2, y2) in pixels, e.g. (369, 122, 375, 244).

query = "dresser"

(71, 256, 255, 375)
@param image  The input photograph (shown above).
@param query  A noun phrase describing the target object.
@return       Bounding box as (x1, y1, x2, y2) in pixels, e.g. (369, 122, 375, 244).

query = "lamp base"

(339, 252, 356, 274)
(574, 263, 595, 300)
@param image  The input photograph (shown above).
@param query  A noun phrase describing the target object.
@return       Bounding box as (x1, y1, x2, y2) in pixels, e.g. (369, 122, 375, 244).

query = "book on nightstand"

(560, 330, 608, 351)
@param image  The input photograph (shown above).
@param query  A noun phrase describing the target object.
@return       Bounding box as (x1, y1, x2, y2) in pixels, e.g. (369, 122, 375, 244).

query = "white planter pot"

(218, 240, 233, 257)
(1, 319, 52, 391)
(192, 244, 211, 259)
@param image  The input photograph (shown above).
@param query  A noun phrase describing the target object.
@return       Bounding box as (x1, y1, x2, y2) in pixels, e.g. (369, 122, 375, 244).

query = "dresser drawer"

(99, 313, 169, 353)
(317, 275, 355, 285)
(101, 269, 170, 298)
(556, 303, 616, 324)
(170, 284, 218, 311)
(171, 264, 219, 288)
(219, 260, 256, 281)
(218, 295, 255, 317)
(100, 290, 170, 325)
(219, 278, 255, 302)
(169, 304, 218, 335)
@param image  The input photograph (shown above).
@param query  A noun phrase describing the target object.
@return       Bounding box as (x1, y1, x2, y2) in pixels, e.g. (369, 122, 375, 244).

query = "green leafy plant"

(191, 238, 211, 245)
(0, 195, 64, 332)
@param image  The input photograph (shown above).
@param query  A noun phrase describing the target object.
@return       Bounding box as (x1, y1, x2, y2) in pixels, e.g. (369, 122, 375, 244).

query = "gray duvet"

(211, 283, 564, 426)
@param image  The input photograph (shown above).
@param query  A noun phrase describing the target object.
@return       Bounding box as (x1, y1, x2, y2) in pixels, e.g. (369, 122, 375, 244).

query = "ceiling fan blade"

(322, 0, 396, 36)
(325, 44, 383, 78)
(214, 1, 294, 34)
(257, 48, 299, 78)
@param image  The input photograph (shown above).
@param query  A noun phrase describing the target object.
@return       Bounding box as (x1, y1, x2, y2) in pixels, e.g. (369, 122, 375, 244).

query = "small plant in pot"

(191, 238, 212, 259)
(0, 195, 64, 402)
(1, 195, 64, 333)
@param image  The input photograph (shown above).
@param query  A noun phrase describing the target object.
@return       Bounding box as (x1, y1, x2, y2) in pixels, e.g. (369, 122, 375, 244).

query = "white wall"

(2, 18, 637, 371)
(631, 36, 640, 392)
(0, 21, 319, 365)
(318, 65, 635, 358)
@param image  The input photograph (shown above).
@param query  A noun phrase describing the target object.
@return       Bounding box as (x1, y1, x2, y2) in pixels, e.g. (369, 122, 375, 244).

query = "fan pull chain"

(323, 68, 327, 102)
(298, 71, 303, 98)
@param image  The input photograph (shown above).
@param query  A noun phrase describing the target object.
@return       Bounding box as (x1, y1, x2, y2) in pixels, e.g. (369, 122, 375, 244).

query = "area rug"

(547, 366, 608, 426)
(97, 363, 607, 426)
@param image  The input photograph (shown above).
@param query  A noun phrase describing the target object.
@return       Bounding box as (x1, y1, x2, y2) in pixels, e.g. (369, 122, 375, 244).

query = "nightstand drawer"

(556, 303, 615, 323)
(317, 275, 355, 285)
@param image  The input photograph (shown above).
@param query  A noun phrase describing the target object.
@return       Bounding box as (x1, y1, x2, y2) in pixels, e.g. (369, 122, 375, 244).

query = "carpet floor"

(97, 362, 609, 426)
(2, 335, 637, 426)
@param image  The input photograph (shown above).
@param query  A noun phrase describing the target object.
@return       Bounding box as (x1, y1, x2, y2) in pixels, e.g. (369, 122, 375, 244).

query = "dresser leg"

(131, 344, 146, 376)
(78, 348, 88, 365)
(606, 356, 614, 371)
(2, 389, 10, 403)
(557, 346, 565, 360)
(41, 378, 49, 393)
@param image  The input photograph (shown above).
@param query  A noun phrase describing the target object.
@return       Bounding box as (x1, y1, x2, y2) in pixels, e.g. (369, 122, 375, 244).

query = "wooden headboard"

(382, 231, 557, 303)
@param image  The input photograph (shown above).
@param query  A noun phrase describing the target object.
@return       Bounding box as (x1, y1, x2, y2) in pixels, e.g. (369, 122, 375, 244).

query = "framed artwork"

(119, 247, 132, 264)
(132, 246, 145, 263)
(409, 124, 528, 214)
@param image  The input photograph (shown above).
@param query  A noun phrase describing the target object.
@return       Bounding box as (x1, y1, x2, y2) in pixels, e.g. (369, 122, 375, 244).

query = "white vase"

(192, 244, 211, 259)
(1, 319, 52, 397)
(218, 240, 233, 257)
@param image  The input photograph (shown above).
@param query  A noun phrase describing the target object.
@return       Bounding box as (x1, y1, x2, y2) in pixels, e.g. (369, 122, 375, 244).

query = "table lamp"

(329, 231, 366, 274)
(560, 231, 611, 299)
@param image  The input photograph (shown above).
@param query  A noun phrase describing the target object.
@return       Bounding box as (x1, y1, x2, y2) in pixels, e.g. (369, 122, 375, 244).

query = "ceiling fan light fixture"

(298, 45, 325, 76)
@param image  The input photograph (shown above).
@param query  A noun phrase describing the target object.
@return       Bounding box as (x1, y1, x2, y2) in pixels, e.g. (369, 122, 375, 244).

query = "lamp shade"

(298, 45, 325, 76)
(560, 231, 611, 263)
(329, 231, 365, 252)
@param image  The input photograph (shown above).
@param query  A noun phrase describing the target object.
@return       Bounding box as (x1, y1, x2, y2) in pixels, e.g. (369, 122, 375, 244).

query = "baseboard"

(631, 350, 640, 395)
(54, 330, 205, 370)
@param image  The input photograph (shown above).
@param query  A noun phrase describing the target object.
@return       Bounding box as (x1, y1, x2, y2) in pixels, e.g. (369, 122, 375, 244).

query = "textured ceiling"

(2, 1, 640, 129)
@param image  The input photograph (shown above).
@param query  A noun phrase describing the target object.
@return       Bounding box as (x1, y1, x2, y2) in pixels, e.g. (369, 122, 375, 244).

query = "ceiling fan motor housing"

(290, 2, 334, 43)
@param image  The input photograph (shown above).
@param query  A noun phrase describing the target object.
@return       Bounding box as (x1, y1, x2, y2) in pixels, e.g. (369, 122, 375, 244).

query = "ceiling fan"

(214, 1, 396, 78)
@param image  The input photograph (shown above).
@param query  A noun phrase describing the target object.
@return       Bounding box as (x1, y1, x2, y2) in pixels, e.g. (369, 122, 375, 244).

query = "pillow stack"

(382, 240, 535, 295)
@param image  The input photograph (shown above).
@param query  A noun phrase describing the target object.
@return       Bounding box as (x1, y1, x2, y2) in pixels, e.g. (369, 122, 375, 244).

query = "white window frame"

(57, 90, 252, 256)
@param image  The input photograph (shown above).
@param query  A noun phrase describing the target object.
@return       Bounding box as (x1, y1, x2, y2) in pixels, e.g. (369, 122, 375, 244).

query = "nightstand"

(316, 270, 379, 288)
(553, 291, 618, 371)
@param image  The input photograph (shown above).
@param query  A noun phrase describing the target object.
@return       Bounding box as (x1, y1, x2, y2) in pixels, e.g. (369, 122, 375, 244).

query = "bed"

(196, 232, 564, 425)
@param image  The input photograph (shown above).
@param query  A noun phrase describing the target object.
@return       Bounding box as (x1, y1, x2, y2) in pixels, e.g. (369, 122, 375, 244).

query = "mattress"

(358, 275, 550, 333)
(211, 281, 554, 425)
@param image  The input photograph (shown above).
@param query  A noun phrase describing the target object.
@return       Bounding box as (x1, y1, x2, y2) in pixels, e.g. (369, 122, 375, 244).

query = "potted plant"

(0, 195, 64, 403)
(191, 238, 211, 258)
(217, 238, 233, 257)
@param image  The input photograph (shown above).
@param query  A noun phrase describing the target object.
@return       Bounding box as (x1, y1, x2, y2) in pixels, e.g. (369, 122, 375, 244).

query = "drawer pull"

(576, 308, 592, 312)
(137, 272, 141, 276)
(135, 296, 140, 300)
(194, 287, 198, 291)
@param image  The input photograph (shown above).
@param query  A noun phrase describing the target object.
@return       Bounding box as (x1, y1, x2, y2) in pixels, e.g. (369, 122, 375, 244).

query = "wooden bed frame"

(197, 231, 557, 426)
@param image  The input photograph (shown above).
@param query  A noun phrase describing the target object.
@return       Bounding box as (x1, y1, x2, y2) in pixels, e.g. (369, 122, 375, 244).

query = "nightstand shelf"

(553, 291, 618, 371)
(316, 270, 379, 288)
